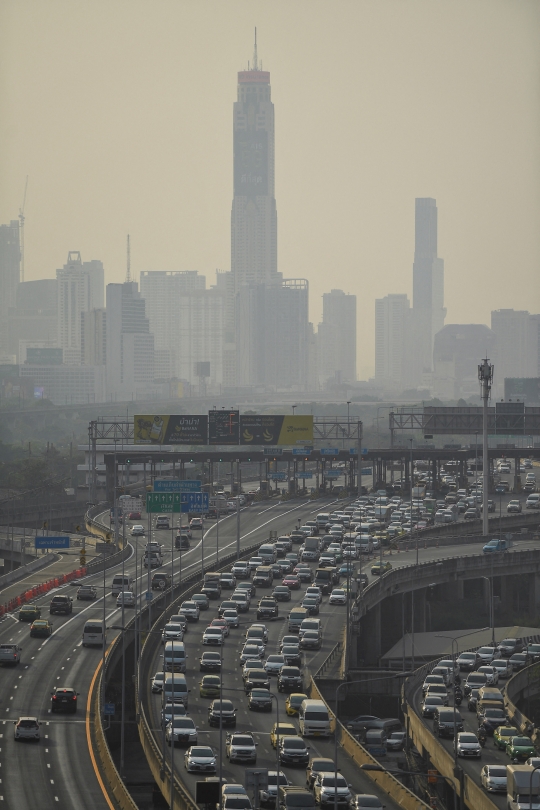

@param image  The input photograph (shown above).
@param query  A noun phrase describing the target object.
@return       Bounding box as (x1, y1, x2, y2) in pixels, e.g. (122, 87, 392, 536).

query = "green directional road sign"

(146, 492, 183, 513)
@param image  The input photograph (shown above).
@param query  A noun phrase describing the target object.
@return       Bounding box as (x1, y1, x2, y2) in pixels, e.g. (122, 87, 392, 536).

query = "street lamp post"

(478, 358, 494, 537)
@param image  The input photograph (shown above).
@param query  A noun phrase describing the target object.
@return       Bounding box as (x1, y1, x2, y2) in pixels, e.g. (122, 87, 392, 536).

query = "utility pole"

(478, 358, 494, 537)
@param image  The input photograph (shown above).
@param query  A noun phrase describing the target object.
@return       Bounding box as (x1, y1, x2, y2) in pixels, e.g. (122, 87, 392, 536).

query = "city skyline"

(1, 2, 539, 378)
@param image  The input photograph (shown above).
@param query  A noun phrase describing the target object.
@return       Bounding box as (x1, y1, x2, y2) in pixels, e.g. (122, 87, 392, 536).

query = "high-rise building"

(411, 198, 446, 382)
(491, 308, 540, 395)
(433, 324, 496, 399)
(105, 281, 154, 400)
(140, 271, 224, 390)
(374, 294, 410, 389)
(57, 252, 104, 364)
(81, 308, 107, 365)
(0, 220, 21, 356)
(231, 34, 277, 290)
(318, 290, 357, 387)
(6, 279, 58, 362)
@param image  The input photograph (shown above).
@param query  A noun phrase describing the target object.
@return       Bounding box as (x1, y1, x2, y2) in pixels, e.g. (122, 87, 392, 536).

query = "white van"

(299, 699, 331, 737)
(163, 673, 189, 706)
(163, 641, 187, 673)
(82, 620, 107, 647)
(111, 574, 134, 596)
(258, 544, 277, 564)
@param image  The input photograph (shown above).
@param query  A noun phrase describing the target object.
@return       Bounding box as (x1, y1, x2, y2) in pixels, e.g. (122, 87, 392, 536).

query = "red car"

(210, 618, 230, 637)
(282, 575, 301, 590)
(128, 511, 142, 520)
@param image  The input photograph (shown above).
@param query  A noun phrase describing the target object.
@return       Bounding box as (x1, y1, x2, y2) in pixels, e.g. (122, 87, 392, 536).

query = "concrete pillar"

(529, 574, 540, 614)
(415, 587, 427, 632)
(360, 603, 382, 666)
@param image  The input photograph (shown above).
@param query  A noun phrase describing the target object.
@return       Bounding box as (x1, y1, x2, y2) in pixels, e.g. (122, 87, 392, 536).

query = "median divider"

(308, 675, 432, 810)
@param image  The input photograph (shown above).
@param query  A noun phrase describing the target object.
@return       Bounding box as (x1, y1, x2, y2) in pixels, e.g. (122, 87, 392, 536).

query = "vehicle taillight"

(52, 696, 57, 700)
(73, 695, 77, 700)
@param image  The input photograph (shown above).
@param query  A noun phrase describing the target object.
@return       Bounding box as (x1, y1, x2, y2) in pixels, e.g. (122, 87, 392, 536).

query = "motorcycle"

(454, 694, 462, 706)
(478, 729, 487, 747)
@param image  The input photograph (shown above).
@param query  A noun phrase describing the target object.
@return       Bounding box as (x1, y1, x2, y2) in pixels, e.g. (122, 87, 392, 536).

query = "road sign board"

(181, 492, 209, 513)
(349, 448, 369, 455)
(146, 492, 183, 512)
(324, 470, 341, 478)
(104, 703, 115, 716)
(268, 472, 287, 480)
(292, 448, 311, 455)
(145, 591, 153, 601)
(296, 472, 313, 479)
(245, 769, 269, 790)
(35, 536, 70, 549)
(154, 480, 201, 492)
(320, 448, 339, 455)
(96, 542, 115, 555)
(263, 447, 283, 455)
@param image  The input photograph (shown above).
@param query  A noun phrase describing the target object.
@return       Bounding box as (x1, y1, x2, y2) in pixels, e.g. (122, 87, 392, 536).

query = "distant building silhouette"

(106, 281, 154, 400)
(0, 220, 21, 359)
(57, 252, 104, 365)
(318, 289, 357, 388)
(374, 294, 410, 389)
(410, 198, 446, 383)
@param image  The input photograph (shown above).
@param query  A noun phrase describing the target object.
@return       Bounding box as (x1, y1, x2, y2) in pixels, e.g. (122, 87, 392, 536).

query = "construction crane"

(126, 234, 131, 282)
(19, 176, 28, 282)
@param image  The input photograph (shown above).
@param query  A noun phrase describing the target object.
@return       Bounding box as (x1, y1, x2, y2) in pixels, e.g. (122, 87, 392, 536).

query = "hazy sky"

(1, 0, 539, 378)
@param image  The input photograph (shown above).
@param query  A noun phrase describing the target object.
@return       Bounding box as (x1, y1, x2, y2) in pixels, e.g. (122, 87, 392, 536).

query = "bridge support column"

(360, 603, 382, 666)
(529, 574, 540, 614)
(415, 587, 427, 633)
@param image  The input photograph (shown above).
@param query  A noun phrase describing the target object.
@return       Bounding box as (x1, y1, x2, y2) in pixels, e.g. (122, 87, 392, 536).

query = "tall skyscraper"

(0, 220, 21, 357)
(411, 198, 446, 382)
(491, 308, 540, 395)
(317, 290, 357, 387)
(106, 281, 154, 399)
(57, 252, 104, 364)
(231, 33, 277, 290)
(81, 309, 107, 366)
(374, 294, 410, 389)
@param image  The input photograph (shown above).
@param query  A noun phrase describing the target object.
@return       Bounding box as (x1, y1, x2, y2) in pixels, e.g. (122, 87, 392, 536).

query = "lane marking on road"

(86, 654, 116, 810)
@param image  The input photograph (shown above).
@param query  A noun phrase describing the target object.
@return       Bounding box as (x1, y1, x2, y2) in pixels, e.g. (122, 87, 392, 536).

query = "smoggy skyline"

(1, 0, 539, 378)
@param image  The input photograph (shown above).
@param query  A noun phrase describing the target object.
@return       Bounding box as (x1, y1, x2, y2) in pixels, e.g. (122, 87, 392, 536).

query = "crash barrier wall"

(0, 563, 88, 618)
(84, 504, 132, 577)
(309, 673, 432, 810)
(0, 552, 57, 591)
(88, 655, 139, 810)
(314, 640, 343, 679)
(356, 548, 540, 619)
(504, 663, 540, 743)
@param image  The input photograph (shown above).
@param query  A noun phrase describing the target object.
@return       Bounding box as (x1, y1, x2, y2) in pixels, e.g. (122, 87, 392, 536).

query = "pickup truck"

(0, 644, 22, 666)
(483, 538, 513, 553)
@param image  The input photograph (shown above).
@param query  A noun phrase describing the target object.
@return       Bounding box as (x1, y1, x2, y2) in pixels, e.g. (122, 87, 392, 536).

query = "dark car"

(175, 534, 191, 550)
(49, 595, 73, 615)
(201, 582, 222, 600)
(51, 687, 79, 713)
(244, 669, 271, 693)
(273, 586, 292, 602)
(278, 667, 303, 693)
(208, 699, 237, 728)
(279, 736, 310, 767)
(346, 715, 401, 736)
(218, 601, 239, 618)
(248, 688, 274, 712)
(509, 652, 528, 671)
(152, 573, 172, 590)
(200, 652, 222, 672)
(279, 787, 316, 810)
(479, 708, 508, 735)
(257, 598, 279, 620)
(282, 645, 302, 667)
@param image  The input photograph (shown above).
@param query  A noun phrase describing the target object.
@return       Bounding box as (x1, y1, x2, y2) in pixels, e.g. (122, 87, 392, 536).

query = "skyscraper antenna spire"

(126, 234, 131, 283)
(253, 27, 258, 71)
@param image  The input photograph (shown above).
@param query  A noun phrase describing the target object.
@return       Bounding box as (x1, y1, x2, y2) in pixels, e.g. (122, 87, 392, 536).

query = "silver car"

(184, 745, 216, 773)
(166, 717, 198, 746)
(14, 717, 41, 741)
(480, 765, 507, 793)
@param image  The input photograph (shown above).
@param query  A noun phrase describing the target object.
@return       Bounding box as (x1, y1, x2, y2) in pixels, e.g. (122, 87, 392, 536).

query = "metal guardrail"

(314, 640, 343, 679)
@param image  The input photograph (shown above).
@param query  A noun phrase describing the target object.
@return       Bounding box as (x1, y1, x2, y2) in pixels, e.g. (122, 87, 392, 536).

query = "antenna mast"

(19, 176, 28, 282)
(253, 27, 258, 71)
(126, 234, 131, 283)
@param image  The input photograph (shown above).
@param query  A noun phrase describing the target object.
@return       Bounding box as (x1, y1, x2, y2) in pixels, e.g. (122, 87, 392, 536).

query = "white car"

(477, 665, 499, 685)
(329, 589, 347, 605)
(221, 609, 240, 628)
(116, 591, 136, 607)
(480, 765, 507, 793)
(162, 623, 184, 643)
(130, 524, 145, 536)
(455, 732, 482, 758)
(264, 655, 285, 675)
(476, 646, 500, 663)
(305, 587, 323, 604)
(166, 717, 198, 746)
(203, 628, 224, 646)
(184, 745, 216, 773)
(492, 659, 512, 679)
(152, 671, 165, 693)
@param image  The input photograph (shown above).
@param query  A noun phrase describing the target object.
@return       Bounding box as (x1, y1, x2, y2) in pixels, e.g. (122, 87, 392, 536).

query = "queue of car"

(419, 633, 540, 795)
(147, 523, 387, 810)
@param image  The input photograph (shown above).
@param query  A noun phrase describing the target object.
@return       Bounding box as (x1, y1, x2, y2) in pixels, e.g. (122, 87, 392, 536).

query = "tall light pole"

(478, 358, 494, 536)
(346, 402, 351, 438)
(292, 404, 297, 416)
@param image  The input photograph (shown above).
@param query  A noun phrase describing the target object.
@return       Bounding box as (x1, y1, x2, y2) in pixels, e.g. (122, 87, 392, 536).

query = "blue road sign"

(35, 536, 70, 549)
(320, 448, 339, 455)
(296, 472, 313, 479)
(181, 492, 209, 513)
(104, 703, 115, 716)
(268, 472, 287, 480)
(145, 591, 153, 601)
(154, 480, 201, 492)
(292, 448, 311, 455)
(349, 448, 369, 455)
(324, 470, 341, 478)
